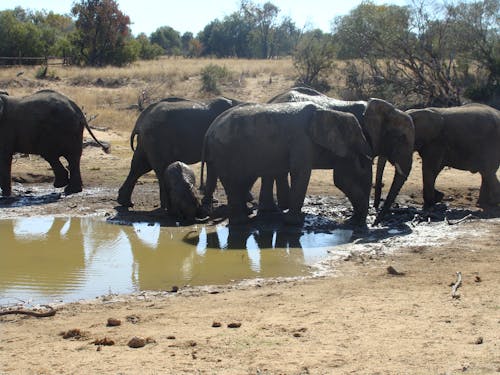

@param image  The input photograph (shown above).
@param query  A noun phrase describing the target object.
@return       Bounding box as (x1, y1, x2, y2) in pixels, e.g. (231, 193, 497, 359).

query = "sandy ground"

(1, 122, 499, 374)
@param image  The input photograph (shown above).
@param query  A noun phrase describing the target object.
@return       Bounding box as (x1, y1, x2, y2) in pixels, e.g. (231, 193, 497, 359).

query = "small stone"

(474, 276, 482, 283)
(107, 318, 121, 327)
(170, 286, 179, 293)
(474, 337, 483, 345)
(128, 336, 146, 348)
(212, 321, 222, 328)
(227, 322, 241, 328)
(167, 335, 176, 340)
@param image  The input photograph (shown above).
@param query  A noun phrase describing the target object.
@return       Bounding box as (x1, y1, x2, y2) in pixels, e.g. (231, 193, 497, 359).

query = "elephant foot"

(64, 185, 82, 195)
(434, 189, 444, 204)
(228, 214, 250, 226)
(258, 201, 280, 214)
(53, 175, 69, 188)
(344, 213, 367, 228)
(284, 211, 304, 226)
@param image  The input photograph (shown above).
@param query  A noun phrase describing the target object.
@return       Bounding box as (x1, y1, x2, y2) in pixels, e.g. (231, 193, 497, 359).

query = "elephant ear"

(364, 98, 398, 155)
(408, 109, 444, 150)
(309, 108, 369, 159)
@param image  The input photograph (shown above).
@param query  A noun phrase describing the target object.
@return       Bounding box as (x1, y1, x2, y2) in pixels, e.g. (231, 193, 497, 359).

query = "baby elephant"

(163, 161, 204, 221)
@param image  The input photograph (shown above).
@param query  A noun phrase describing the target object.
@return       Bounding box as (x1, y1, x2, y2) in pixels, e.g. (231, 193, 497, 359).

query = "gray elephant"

(162, 161, 204, 221)
(0, 89, 109, 196)
(267, 87, 414, 223)
(386, 103, 499, 208)
(117, 96, 240, 209)
(202, 102, 373, 226)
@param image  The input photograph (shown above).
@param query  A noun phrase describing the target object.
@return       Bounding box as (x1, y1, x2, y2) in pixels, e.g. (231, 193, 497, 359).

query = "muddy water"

(0, 217, 354, 305)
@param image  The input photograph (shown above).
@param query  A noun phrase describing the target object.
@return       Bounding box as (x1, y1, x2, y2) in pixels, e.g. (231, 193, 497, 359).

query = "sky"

(0, 0, 409, 36)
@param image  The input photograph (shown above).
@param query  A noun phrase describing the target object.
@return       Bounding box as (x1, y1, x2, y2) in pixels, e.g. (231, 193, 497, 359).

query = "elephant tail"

(74, 102, 110, 154)
(84, 121, 110, 154)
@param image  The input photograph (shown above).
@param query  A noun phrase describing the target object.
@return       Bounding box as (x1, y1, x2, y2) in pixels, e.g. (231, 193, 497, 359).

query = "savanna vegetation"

(0, 0, 499, 107)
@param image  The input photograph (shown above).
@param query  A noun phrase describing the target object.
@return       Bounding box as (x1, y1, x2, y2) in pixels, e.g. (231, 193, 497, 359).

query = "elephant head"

(363, 98, 415, 222)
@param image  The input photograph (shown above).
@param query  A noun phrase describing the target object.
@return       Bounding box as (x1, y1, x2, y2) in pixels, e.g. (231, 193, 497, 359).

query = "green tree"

(136, 33, 163, 60)
(242, 0, 280, 58)
(293, 29, 336, 90)
(71, 0, 135, 66)
(150, 26, 182, 55)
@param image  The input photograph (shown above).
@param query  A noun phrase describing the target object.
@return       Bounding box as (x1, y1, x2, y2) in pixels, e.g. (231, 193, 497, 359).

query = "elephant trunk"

(373, 156, 387, 209)
(373, 154, 412, 225)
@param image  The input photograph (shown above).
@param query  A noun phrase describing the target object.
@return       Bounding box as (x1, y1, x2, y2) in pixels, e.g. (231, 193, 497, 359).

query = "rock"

(106, 318, 121, 327)
(128, 336, 146, 348)
(227, 322, 241, 328)
(212, 321, 222, 328)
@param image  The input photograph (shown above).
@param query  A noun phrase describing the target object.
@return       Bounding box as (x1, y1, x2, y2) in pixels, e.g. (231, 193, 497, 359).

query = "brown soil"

(1, 79, 499, 374)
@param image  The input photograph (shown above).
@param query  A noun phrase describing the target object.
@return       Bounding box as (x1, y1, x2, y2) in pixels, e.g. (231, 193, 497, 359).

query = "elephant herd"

(1, 87, 499, 227)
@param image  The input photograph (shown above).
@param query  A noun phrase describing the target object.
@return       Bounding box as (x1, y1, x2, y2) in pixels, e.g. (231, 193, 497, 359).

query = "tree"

(71, 0, 135, 66)
(135, 33, 163, 60)
(293, 29, 337, 90)
(242, 0, 280, 58)
(150, 26, 182, 55)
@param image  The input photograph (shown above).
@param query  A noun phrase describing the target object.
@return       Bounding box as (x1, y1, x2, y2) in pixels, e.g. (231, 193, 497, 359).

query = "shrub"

(200, 64, 232, 94)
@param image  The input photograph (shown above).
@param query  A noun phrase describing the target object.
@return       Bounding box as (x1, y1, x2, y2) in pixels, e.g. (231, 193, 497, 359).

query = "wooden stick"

(0, 305, 56, 318)
(451, 272, 462, 299)
(445, 214, 478, 225)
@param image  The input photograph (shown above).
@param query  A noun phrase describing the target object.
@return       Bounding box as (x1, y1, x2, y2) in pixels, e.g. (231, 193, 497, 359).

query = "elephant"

(380, 103, 500, 208)
(117, 96, 241, 209)
(202, 101, 373, 226)
(162, 161, 204, 221)
(267, 87, 415, 224)
(0, 89, 109, 196)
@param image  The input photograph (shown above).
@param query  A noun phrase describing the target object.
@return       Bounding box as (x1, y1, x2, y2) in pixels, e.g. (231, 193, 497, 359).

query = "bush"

(200, 64, 232, 94)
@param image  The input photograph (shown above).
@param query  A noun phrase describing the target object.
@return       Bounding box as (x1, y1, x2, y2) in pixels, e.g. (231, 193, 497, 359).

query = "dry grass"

(0, 58, 301, 133)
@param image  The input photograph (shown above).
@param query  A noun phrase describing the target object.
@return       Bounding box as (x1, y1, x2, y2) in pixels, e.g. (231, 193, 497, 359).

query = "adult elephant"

(267, 87, 414, 223)
(0, 90, 109, 196)
(393, 104, 499, 208)
(117, 96, 240, 209)
(202, 102, 373, 226)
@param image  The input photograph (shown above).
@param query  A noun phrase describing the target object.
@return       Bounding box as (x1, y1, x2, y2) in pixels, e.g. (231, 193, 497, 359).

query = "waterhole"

(0, 217, 354, 305)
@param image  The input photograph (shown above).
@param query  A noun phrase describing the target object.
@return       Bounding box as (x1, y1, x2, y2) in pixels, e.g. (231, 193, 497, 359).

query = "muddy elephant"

(267, 87, 414, 224)
(0, 90, 109, 196)
(162, 161, 204, 221)
(117, 96, 240, 209)
(396, 104, 500, 208)
(202, 102, 373, 226)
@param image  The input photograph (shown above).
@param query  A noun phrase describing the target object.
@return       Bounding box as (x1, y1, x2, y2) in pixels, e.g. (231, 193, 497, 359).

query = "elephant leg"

(421, 156, 444, 208)
(201, 162, 217, 210)
(64, 152, 83, 195)
(221, 176, 250, 225)
(276, 174, 290, 210)
(258, 176, 278, 213)
(478, 171, 500, 207)
(0, 153, 13, 196)
(44, 156, 69, 188)
(284, 167, 311, 225)
(117, 150, 152, 207)
(153, 167, 169, 210)
(334, 164, 370, 226)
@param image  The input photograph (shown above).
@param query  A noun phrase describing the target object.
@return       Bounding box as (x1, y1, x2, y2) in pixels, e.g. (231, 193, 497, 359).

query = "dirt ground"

(1, 125, 499, 374)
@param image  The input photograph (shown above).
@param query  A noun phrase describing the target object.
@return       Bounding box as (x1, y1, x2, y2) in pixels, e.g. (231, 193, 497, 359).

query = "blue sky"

(0, 0, 409, 36)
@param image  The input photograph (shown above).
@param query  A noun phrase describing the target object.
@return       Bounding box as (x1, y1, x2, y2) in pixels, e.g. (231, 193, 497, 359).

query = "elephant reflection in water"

(0, 218, 86, 296)
(182, 226, 308, 276)
(124, 225, 308, 290)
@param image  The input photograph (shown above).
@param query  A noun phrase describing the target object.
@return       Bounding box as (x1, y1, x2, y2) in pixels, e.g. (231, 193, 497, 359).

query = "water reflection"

(0, 218, 353, 305)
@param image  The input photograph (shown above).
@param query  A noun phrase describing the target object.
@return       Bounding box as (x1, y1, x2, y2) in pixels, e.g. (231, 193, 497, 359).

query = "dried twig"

(445, 214, 478, 225)
(0, 305, 56, 318)
(451, 271, 462, 299)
